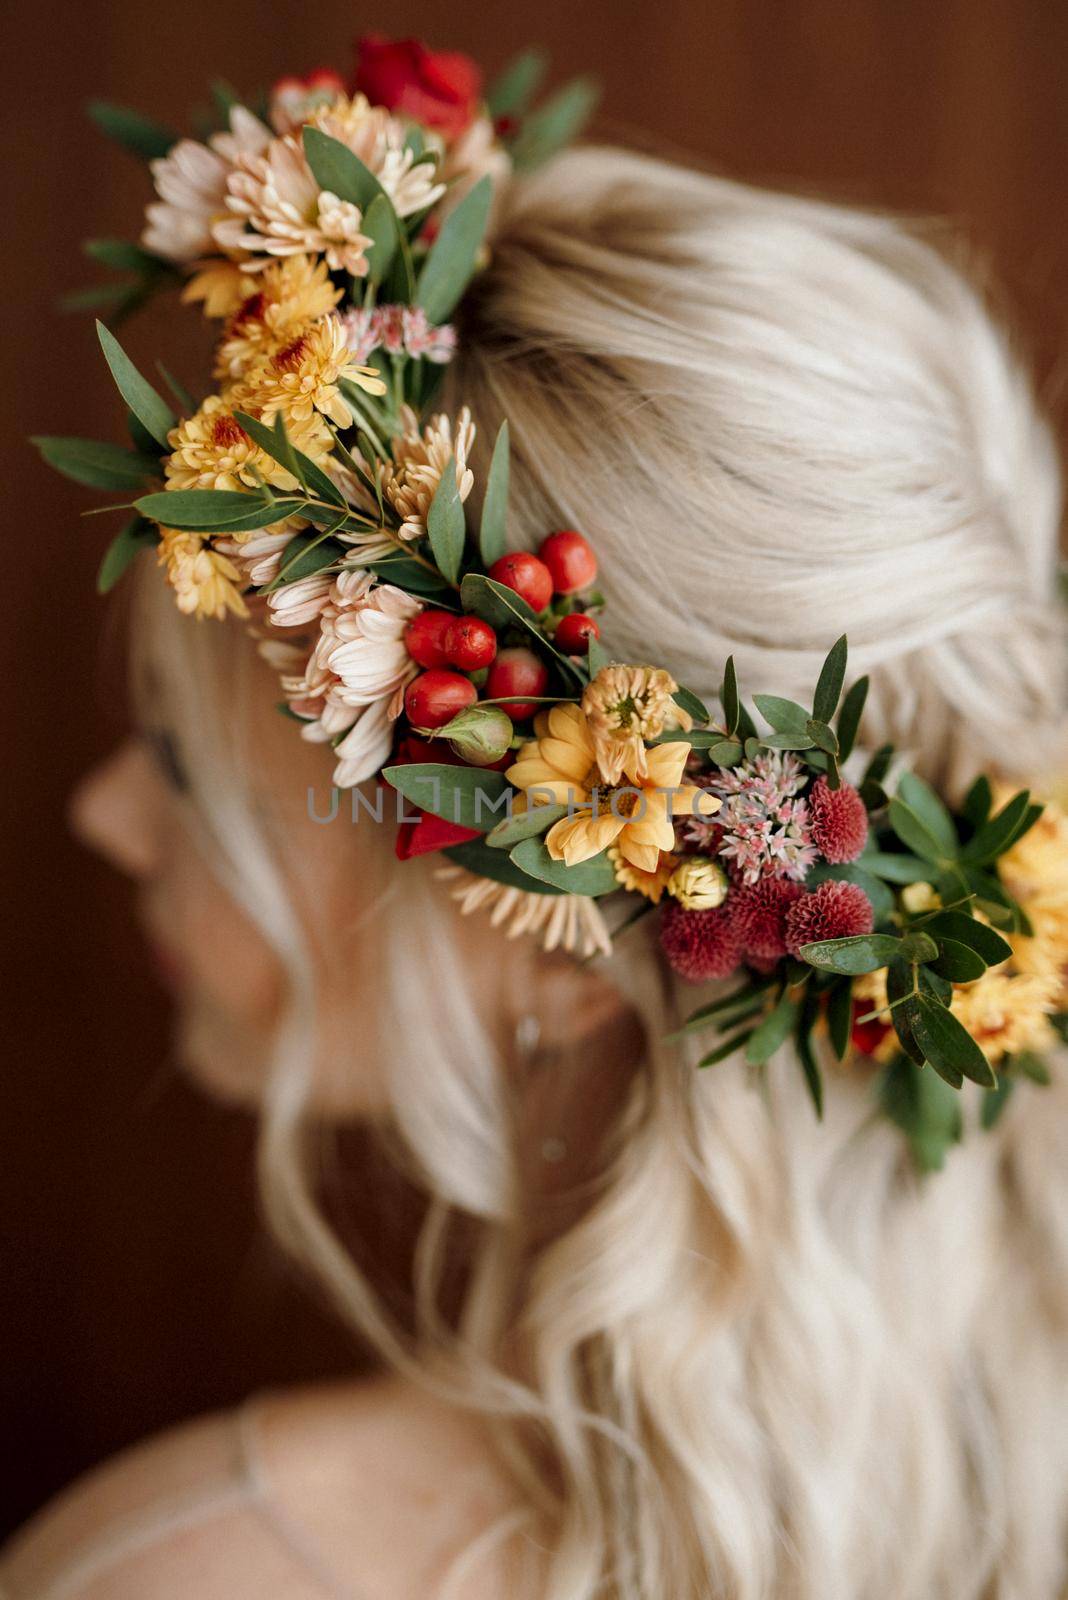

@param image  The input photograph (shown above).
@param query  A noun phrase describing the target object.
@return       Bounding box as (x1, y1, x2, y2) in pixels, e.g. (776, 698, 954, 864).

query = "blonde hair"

(135, 146, 1068, 1598)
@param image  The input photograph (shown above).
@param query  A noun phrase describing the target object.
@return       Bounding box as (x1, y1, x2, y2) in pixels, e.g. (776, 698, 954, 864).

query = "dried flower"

(609, 845, 676, 904)
(581, 664, 692, 786)
(164, 395, 320, 493)
(142, 108, 271, 262)
(950, 970, 1060, 1064)
(435, 866, 611, 959)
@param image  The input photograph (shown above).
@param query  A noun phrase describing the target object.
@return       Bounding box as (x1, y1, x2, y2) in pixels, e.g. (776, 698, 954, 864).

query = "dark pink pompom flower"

(660, 900, 742, 983)
(810, 777, 868, 864)
(784, 880, 874, 957)
(729, 878, 804, 961)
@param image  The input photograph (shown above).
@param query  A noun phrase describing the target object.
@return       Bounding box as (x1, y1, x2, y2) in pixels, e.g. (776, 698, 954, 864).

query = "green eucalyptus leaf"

(861, 744, 895, 789)
(96, 515, 157, 594)
(745, 990, 801, 1066)
(888, 797, 952, 865)
(511, 77, 600, 170)
(673, 685, 710, 725)
(878, 1054, 963, 1172)
(302, 126, 387, 210)
(959, 789, 1033, 865)
(836, 675, 869, 761)
(928, 938, 987, 984)
(135, 487, 278, 533)
(860, 851, 932, 885)
(383, 762, 512, 832)
(812, 634, 848, 724)
(479, 420, 510, 567)
(263, 535, 344, 590)
(585, 635, 611, 678)
(443, 837, 560, 894)
(805, 718, 840, 756)
(898, 930, 939, 964)
(33, 436, 159, 491)
(96, 322, 177, 447)
(760, 731, 816, 752)
(827, 980, 854, 1062)
(362, 192, 400, 287)
(364, 555, 454, 598)
(487, 48, 549, 118)
(707, 738, 744, 767)
(912, 992, 996, 1088)
(754, 694, 810, 734)
(426, 457, 467, 585)
(886, 957, 926, 1067)
(980, 1076, 1015, 1130)
(921, 911, 1012, 966)
(88, 100, 177, 161)
(509, 836, 619, 896)
(962, 774, 993, 831)
(486, 802, 568, 849)
(698, 1028, 758, 1068)
(720, 656, 740, 736)
(799, 932, 904, 975)
(84, 238, 169, 274)
(897, 772, 958, 858)
(417, 176, 493, 323)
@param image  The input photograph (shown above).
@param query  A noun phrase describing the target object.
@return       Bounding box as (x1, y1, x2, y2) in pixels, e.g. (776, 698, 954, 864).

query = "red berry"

(554, 612, 601, 654)
(487, 552, 554, 613)
(538, 530, 598, 595)
(443, 615, 498, 671)
(404, 670, 478, 730)
(485, 647, 549, 720)
(404, 609, 454, 669)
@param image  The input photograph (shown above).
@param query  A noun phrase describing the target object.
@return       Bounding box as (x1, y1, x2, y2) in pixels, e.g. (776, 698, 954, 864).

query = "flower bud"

(439, 703, 515, 767)
(667, 856, 729, 911)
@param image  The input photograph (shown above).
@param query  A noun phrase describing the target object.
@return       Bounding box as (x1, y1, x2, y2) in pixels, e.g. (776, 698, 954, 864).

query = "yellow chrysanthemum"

(506, 701, 719, 874)
(157, 528, 247, 620)
(950, 970, 1060, 1064)
(581, 664, 693, 785)
(214, 256, 343, 381)
(608, 845, 677, 903)
(234, 313, 386, 430)
(182, 261, 256, 319)
(164, 394, 333, 493)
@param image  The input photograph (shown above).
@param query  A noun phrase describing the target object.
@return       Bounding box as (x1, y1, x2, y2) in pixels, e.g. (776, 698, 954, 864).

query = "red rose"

(353, 36, 481, 138)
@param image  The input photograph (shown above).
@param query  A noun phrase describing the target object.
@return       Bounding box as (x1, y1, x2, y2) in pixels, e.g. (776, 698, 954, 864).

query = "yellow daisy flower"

(506, 701, 718, 874)
(164, 394, 333, 494)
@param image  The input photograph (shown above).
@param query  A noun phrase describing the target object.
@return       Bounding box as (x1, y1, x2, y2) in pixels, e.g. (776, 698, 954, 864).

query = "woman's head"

(72, 144, 1068, 1598)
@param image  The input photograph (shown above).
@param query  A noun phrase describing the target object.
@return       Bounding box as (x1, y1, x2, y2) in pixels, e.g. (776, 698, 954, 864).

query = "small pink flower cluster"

(340, 304, 458, 366)
(701, 751, 819, 884)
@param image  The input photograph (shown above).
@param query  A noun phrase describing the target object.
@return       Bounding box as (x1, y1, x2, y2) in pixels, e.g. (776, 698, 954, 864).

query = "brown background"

(3, 0, 1067, 1538)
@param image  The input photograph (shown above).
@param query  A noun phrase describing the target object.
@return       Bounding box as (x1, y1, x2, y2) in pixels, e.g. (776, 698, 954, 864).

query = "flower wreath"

(37, 36, 1068, 1169)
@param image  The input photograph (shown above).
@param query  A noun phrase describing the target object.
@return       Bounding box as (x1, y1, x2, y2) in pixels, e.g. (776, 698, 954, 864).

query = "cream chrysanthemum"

(434, 866, 612, 959)
(142, 108, 272, 263)
(214, 257, 342, 380)
(157, 528, 247, 620)
(164, 394, 332, 493)
(213, 135, 374, 276)
(380, 406, 475, 541)
(234, 315, 386, 430)
(274, 571, 422, 789)
(581, 664, 693, 785)
(506, 701, 718, 873)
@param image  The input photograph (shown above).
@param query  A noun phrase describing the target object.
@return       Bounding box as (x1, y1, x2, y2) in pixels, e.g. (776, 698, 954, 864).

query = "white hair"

(135, 146, 1068, 1598)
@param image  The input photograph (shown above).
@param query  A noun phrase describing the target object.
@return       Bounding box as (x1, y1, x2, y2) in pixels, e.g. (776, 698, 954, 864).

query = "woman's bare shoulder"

(0, 1376, 524, 1600)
